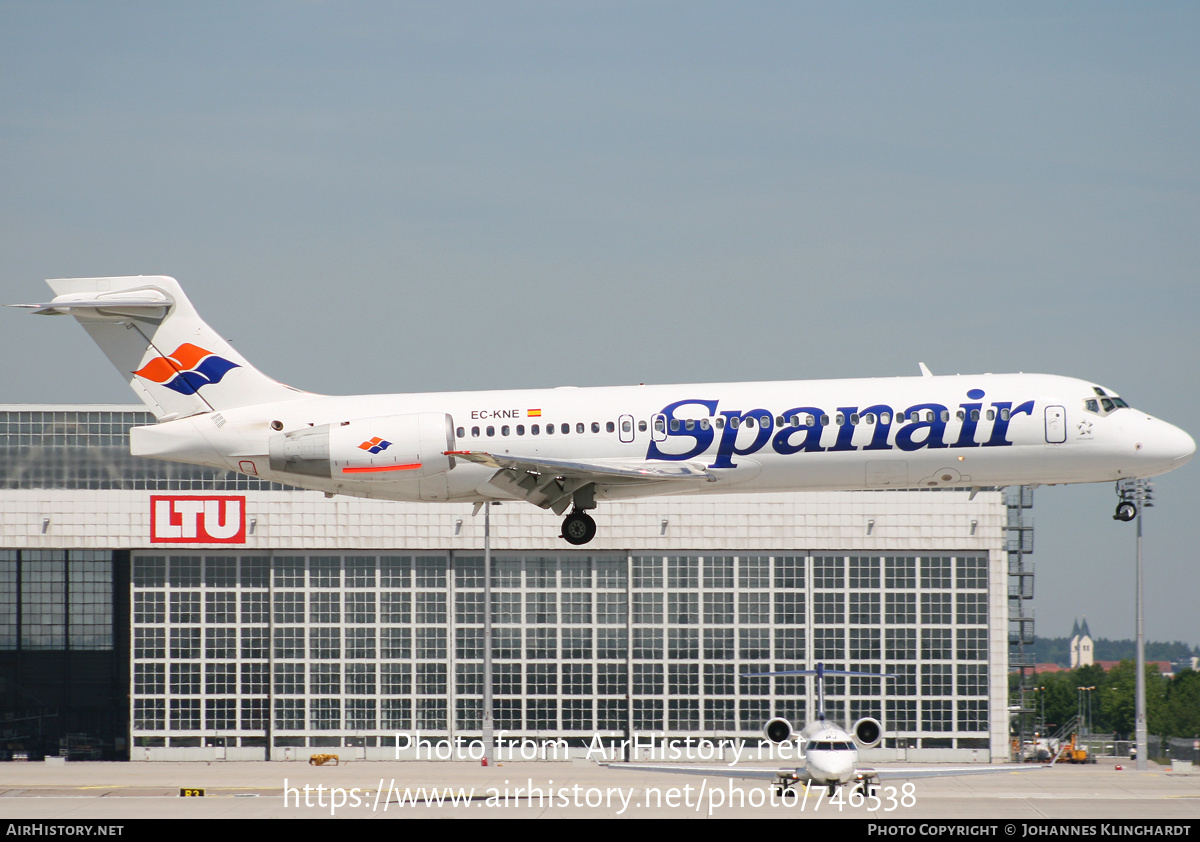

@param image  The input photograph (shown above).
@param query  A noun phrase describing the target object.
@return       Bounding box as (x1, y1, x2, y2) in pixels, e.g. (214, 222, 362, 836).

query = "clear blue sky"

(2, 1, 1197, 645)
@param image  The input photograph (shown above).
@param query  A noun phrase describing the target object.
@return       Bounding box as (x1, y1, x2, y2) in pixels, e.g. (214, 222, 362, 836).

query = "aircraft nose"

(1160, 422, 1195, 468)
(1138, 419, 1195, 471)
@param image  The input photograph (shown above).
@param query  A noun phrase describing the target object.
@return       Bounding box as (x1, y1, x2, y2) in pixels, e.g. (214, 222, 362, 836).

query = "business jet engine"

(269, 412, 456, 480)
(851, 717, 883, 749)
(763, 717, 794, 745)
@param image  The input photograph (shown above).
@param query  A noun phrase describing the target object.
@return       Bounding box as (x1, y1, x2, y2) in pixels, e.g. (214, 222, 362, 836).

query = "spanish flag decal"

(527, 409, 542, 417)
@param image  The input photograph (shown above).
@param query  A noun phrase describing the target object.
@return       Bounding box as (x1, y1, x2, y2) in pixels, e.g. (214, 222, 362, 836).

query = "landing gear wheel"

(561, 511, 597, 545)
(1114, 502, 1137, 522)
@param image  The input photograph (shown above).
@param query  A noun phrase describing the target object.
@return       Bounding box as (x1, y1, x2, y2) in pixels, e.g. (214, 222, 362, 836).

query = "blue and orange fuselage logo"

(134, 344, 240, 395)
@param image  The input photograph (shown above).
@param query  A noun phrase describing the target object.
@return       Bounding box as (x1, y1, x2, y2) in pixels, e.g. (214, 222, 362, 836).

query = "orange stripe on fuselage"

(341, 463, 422, 473)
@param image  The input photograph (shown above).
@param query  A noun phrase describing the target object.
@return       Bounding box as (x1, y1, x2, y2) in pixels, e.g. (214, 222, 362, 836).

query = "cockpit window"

(1085, 393, 1129, 416)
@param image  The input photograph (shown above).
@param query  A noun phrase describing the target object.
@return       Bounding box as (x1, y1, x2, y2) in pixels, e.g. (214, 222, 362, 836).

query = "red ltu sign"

(150, 496, 246, 543)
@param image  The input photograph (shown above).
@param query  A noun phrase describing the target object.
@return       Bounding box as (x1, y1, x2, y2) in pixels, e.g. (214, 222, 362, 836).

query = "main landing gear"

(561, 509, 597, 545)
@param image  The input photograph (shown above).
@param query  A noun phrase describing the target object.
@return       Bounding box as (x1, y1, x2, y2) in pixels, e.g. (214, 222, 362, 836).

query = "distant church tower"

(1070, 617, 1094, 668)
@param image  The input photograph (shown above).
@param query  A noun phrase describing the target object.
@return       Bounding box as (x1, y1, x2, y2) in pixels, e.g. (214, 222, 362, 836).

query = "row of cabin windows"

(458, 419, 646, 439)
(456, 409, 1014, 440)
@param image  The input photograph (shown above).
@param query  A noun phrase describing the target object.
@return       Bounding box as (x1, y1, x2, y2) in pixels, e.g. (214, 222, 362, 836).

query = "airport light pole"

(1117, 479, 1153, 771)
(482, 502, 494, 767)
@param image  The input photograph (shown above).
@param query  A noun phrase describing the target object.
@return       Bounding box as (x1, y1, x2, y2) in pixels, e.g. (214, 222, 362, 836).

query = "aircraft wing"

(447, 450, 714, 513)
(598, 762, 799, 784)
(863, 763, 1049, 781)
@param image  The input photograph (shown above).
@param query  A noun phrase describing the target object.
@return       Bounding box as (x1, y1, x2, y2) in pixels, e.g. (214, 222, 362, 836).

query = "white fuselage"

(129, 371, 1195, 503)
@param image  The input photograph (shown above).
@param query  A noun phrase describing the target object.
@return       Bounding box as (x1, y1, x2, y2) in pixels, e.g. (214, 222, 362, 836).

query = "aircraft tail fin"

(17, 276, 311, 420)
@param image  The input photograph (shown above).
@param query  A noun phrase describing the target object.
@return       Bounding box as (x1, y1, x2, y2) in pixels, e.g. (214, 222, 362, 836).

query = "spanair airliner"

(13, 276, 1194, 544)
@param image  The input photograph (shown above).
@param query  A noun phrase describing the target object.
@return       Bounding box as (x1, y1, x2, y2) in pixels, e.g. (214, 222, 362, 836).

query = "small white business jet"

(603, 663, 1045, 798)
(15, 276, 1194, 544)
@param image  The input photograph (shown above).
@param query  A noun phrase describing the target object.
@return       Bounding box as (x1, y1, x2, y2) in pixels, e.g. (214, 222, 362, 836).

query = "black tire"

(561, 511, 597, 545)
(1114, 502, 1137, 522)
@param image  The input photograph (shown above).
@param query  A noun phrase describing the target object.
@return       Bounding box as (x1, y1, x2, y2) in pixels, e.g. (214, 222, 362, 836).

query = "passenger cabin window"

(576, 422, 584, 434)
(456, 427, 465, 438)
(607, 421, 616, 433)
(532, 424, 540, 435)
(546, 424, 554, 435)
(654, 418, 666, 433)
(471, 426, 480, 437)
(638, 420, 647, 432)
(486, 426, 495, 436)
(591, 422, 600, 433)
(517, 425, 525, 435)
(622, 419, 632, 433)
(501, 425, 510, 436)
(561, 423, 570, 434)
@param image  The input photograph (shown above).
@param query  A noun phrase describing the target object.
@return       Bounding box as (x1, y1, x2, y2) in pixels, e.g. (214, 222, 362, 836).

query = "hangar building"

(0, 405, 1031, 762)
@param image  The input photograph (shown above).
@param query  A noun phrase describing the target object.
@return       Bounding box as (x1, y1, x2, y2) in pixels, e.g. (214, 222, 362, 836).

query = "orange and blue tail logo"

(133, 344, 240, 395)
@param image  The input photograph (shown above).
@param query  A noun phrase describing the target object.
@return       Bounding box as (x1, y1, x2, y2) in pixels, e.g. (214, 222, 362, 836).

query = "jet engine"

(763, 717, 794, 745)
(269, 412, 455, 480)
(851, 717, 883, 749)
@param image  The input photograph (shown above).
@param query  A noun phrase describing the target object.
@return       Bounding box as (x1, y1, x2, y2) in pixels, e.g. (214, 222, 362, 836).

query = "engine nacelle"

(852, 717, 884, 749)
(763, 717, 794, 745)
(269, 412, 455, 481)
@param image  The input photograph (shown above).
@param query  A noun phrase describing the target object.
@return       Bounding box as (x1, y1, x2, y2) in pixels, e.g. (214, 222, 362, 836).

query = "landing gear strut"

(561, 509, 597, 545)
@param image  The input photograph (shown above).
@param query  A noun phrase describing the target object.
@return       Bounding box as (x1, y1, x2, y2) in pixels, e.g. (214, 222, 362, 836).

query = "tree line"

(1015, 662, 1200, 739)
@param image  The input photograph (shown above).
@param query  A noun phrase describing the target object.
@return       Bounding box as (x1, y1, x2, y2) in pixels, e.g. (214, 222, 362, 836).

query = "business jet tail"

(13, 276, 310, 420)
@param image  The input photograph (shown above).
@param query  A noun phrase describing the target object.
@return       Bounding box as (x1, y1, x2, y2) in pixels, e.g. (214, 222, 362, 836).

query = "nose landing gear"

(1113, 501, 1137, 522)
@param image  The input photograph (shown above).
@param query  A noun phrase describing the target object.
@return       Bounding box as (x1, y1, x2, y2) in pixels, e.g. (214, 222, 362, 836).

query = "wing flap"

(446, 449, 714, 512)
(446, 450, 714, 481)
